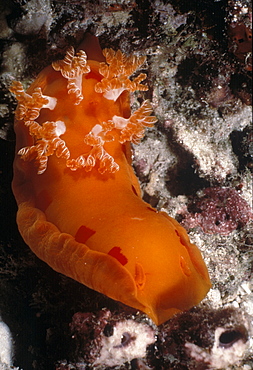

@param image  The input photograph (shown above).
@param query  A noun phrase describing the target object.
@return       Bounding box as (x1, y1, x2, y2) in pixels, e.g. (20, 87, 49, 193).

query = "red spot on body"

(36, 190, 53, 212)
(75, 225, 96, 243)
(108, 247, 128, 266)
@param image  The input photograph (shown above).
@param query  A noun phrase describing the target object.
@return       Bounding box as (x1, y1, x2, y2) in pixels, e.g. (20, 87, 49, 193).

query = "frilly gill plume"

(10, 48, 156, 174)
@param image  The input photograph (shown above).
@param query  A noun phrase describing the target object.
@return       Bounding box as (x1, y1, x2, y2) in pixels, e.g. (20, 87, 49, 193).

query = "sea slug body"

(10, 35, 211, 325)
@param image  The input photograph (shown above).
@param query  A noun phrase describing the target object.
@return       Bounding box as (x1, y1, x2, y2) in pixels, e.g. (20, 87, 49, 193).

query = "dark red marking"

(108, 247, 128, 266)
(36, 190, 53, 212)
(75, 225, 96, 244)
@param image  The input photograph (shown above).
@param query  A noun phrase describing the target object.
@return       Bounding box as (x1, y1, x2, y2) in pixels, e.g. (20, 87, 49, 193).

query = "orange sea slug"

(10, 35, 211, 325)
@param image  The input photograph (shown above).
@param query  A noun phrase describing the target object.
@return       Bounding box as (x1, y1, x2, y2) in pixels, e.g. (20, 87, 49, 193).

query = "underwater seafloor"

(0, 0, 252, 369)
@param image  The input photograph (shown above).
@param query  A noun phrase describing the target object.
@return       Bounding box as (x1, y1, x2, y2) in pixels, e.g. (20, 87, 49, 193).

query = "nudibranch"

(10, 35, 211, 325)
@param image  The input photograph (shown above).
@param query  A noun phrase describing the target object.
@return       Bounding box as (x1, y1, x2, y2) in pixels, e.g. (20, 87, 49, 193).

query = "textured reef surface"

(0, 0, 252, 369)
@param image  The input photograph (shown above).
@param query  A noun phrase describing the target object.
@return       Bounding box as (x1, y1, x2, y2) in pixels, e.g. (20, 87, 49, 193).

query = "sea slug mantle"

(10, 35, 211, 325)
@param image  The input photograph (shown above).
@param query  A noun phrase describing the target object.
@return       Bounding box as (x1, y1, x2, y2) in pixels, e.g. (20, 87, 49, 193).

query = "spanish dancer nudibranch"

(10, 35, 211, 325)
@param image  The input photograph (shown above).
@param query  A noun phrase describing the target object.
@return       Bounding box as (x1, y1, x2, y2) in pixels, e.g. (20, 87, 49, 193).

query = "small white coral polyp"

(93, 319, 155, 367)
(185, 325, 249, 369)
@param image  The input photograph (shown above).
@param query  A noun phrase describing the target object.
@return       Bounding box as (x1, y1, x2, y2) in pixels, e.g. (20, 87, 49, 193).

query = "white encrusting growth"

(93, 319, 155, 367)
(0, 319, 12, 366)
